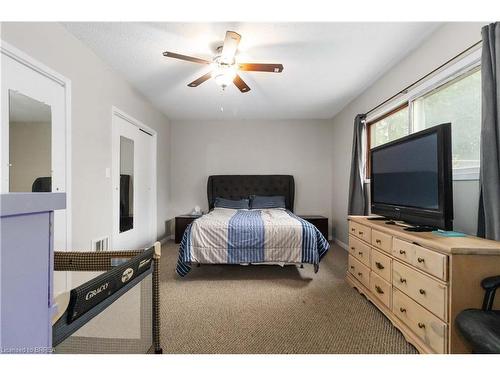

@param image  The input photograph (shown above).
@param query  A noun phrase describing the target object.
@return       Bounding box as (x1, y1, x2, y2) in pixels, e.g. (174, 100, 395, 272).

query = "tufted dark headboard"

(207, 175, 295, 212)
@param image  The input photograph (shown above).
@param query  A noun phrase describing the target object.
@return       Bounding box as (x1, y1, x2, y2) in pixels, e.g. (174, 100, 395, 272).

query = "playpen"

(51, 242, 162, 354)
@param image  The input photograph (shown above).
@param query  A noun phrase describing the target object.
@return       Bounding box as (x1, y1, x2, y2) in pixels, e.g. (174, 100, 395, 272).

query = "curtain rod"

(364, 39, 483, 118)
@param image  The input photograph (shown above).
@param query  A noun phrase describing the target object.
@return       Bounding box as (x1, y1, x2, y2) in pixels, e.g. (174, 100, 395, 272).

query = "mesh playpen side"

(52, 242, 162, 354)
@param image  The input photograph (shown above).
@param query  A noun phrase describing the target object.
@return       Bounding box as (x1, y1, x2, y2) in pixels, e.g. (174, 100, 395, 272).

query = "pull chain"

(219, 86, 226, 112)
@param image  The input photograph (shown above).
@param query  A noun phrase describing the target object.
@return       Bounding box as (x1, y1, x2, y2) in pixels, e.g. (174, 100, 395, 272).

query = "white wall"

(170, 119, 334, 237)
(1, 22, 172, 248)
(330, 22, 485, 246)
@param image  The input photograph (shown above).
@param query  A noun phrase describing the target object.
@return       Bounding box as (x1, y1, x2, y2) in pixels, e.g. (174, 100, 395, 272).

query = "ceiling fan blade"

(188, 72, 212, 87)
(163, 51, 210, 65)
(239, 63, 284, 73)
(220, 31, 241, 63)
(233, 74, 251, 93)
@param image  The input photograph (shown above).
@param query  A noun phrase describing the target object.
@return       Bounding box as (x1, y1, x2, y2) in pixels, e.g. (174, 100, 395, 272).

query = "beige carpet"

(159, 241, 417, 354)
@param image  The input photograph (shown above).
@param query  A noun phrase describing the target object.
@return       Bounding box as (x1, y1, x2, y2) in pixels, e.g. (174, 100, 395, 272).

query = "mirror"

(9, 90, 52, 192)
(120, 136, 134, 232)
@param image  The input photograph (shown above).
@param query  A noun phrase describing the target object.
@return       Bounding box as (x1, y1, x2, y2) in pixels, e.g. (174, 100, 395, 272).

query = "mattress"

(176, 208, 329, 276)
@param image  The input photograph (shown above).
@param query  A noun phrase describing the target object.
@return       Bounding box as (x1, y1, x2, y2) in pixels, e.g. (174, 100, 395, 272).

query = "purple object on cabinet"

(0, 193, 65, 354)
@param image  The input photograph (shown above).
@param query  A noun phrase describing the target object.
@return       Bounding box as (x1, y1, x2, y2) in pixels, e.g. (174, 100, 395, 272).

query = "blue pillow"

(214, 197, 250, 209)
(250, 195, 286, 209)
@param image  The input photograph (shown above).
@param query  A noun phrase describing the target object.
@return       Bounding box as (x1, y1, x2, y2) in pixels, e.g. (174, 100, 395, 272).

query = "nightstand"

(299, 215, 329, 239)
(175, 215, 201, 244)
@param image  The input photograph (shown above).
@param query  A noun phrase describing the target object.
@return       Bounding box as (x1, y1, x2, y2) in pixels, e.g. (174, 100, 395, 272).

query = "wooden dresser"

(346, 215, 500, 354)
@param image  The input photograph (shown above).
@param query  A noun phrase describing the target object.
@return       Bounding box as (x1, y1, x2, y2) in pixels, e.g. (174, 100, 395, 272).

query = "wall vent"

(92, 236, 109, 251)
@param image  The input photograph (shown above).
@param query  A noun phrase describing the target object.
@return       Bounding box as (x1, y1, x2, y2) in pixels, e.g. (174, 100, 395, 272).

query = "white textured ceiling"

(63, 22, 441, 120)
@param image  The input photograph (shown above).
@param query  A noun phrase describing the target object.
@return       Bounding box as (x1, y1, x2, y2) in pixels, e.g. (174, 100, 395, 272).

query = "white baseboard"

(334, 238, 348, 251)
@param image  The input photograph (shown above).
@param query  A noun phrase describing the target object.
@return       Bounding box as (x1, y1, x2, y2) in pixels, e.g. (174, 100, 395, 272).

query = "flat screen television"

(370, 123, 453, 231)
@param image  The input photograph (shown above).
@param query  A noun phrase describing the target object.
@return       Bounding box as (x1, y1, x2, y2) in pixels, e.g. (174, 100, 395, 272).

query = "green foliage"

(370, 69, 481, 170)
(371, 107, 409, 148)
(415, 69, 480, 169)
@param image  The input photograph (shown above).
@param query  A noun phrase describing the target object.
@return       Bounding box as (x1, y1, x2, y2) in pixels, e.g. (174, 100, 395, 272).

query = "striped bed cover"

(176, 208, 330, 276)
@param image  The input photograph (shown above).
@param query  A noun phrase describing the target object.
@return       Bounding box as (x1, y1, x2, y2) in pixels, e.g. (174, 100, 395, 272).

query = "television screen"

(370, 123, 453, 230)
(372, 132, 439, 210)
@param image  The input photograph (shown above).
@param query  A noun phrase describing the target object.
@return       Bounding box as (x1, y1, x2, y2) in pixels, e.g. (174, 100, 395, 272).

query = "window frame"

(364, 48, 481, 182)
(365, 102, 409, 179)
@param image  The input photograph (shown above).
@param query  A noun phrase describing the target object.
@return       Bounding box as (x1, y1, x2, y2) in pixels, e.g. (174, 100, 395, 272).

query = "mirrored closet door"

(112, 110, 155, 250)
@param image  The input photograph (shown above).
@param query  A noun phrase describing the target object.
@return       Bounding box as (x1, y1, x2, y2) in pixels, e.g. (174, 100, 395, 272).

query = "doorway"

(112, 107, 156, 250)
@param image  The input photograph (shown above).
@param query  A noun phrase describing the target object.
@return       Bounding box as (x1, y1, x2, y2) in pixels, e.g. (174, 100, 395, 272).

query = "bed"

(176, 175, 330, 276)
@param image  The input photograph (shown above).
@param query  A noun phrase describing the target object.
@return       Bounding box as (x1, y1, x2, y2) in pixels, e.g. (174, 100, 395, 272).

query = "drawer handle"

(375, 285, 384, 294)
(400, 277, 407, 283)
(376, 239, 381, 244)
(357, 272, 363, 277)
(350, 266, 354, 270)
(350, 246, 355, 250)
(358, 251, 363, 255)
(359, 231, 364, 235)
(399, 307, 406, 313)
(417, 257, 425, 263)
(399, 249, 406, 255)
(419, 289, 426, 295)
(418, 322, 426, 329)
(351, 228, 356, 232)
(375, 262, 385, 270)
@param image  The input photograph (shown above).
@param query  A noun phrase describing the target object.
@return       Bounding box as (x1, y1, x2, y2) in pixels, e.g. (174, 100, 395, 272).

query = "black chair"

(455, 275, 500, 353)
(32, 177, 52, 192)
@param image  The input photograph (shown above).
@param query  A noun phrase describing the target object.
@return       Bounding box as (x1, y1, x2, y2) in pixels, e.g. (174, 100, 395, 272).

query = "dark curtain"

(478, 22, 500, 240)
(348, 114, 368, 215)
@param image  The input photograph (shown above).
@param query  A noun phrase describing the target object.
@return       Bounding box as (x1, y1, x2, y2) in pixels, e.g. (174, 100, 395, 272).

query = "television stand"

(404, 225, 437, 232)
(368, 217, 437, 231)
(367, 216, 397, 225)
(347, 215, 500, 353)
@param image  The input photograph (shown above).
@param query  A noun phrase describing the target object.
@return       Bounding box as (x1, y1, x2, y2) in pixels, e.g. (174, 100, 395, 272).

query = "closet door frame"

(111, 106, 157, 249)
(0, 40, 72, 250)
(1, 40, 72, 296)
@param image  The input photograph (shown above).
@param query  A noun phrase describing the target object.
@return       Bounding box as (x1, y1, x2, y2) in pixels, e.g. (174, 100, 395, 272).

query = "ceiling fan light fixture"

(212, 63, 237, 88)
(163, 30, 283, 93)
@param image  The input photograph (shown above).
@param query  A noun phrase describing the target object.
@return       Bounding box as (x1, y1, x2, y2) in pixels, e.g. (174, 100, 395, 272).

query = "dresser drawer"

(412, 245, 448, 281)
(393, 261, 448, 320)
(371, 248, 392, 282)
(349, 236, 370, 266)
(371, 230, 392, 253)
(392, 238, 415, 264)
(370, 271, 391, 309)
(349, 221, 371, 243)
(393, 289, 447, 353)
(348, 255, 370, 289)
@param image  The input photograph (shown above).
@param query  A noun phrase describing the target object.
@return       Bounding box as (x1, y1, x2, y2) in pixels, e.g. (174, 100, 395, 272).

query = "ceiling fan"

(163, 31, 284, 93)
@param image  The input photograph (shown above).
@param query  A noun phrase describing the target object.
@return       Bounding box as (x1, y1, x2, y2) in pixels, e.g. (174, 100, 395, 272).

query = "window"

(366, 104, 409, 177)
(413, 68, 481, 173)
(365, 62, 481, 181)
(369, 105, 409, 149)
